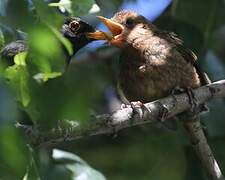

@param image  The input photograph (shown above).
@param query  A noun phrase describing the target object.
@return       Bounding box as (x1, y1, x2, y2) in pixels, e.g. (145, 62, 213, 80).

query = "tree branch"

(16, 80, 225, 179)
(16, 80, 225, 146)
(184, 120, 224, 180)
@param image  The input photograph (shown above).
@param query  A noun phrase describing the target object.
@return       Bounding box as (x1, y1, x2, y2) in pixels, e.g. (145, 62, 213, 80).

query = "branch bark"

(16, 80, 225, 146)
(184, 120, 224, 180)
(15, 80, 225, 179)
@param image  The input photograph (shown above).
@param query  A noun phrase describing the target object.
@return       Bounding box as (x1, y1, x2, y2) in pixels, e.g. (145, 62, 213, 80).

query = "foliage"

(0, 0, 105, 179)
(0, 0, 225, 179)
(23, 149, 106, 180)
(0, 30, 4, 49)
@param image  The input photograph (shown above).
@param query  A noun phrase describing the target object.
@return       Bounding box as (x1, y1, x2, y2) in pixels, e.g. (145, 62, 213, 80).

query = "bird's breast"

(119, 46, 201, 103)
(120, 65, 167, 102)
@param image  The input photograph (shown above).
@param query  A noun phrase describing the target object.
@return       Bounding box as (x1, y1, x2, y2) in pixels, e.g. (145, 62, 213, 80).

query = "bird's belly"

(119, 62, 201, 103)
(120, 74, 170, 103)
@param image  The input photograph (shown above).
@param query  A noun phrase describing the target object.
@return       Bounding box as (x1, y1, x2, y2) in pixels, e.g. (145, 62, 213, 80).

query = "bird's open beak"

(87, 16, 125, 43)
(96, 16, 124, 37)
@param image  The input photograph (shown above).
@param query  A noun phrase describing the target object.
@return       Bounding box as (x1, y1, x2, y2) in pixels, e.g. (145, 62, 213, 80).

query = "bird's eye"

(125, 18, 134, 27)
(69, 21, 80, 32)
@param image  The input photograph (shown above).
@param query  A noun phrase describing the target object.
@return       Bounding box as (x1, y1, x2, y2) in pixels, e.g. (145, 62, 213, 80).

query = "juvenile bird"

(0, 17, 96, 66)
(89, 10, 210, 129)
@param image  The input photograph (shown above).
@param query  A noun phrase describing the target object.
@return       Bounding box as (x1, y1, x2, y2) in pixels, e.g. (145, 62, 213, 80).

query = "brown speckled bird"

(89, 10, 210, 128)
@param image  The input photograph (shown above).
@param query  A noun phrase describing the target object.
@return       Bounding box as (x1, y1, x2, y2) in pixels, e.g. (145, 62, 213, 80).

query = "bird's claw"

(130, 101, 151, 120)
(185, 87, 209, 114)
(171, 86, 186, 95)
(157, 102, 169, 122)
(186, 87, 199, 114)
(172, 86, 199, 114)
(173, 86, 205, 123)
(121, 101, 150, 124)
(131, 101, 150, 112)
(121, 103, 131, 109)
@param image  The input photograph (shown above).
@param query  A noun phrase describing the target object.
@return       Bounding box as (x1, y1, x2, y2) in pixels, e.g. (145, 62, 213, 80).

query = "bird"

(0, 17, 96, 66)
(88, 10, 210, 129)
(0, 17, 96, 125)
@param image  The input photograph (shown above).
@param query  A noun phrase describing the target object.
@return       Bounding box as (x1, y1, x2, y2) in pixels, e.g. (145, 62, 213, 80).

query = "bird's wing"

(176, 44, 211, 85)
(0, 40, 28, 65)
(164, 31, 211, 86)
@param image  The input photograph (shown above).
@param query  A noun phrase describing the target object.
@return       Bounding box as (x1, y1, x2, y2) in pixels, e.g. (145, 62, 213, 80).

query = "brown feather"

(108, 10, 210, 103)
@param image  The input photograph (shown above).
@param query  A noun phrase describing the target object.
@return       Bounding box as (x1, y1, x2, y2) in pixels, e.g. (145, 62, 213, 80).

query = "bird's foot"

(171, 86, 186, 95)
(121, 103, 131, 109)
(130, 101, 151, 119)
(172, 86, 207, 123)
(172, 86, 199, 114)
(121, 101, 150, 113)
(185, 87, 199, 114)
(121, 101, 150, 123)
(157, 101, 169, 122)
(171, 86, 202, 123)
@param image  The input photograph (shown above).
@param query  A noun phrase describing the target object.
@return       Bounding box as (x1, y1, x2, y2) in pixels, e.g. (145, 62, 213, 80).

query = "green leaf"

(49, 0, 100, 15)
(22, 147, 41, 180)
(47, 23, 73, 56)
(89, 3, 100, 14)
(32, 0, 64, 28)
(27, 22, 66, 76)
(14, 51, 27, 66)
(0, 58, 7, 77)
(4, 62, 31, 107)
(33, 72, 62, 83)
(49, 0, 72, 14)
(0, 127, 29, 179)
(4, 0, 32, 29)
(0, 83, 19, 123)
(52, 149, 107, 180)
(71, 0, 95, 16)
(171, 0, 225, 47)
(25, 67, 99, 128)
(0, 30, 5, 49)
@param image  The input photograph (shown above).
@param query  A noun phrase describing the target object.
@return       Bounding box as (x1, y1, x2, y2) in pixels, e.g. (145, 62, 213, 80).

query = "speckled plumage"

(110, 10, 210, 103)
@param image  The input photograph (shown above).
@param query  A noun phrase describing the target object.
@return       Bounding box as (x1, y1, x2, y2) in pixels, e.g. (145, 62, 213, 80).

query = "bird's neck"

(119, 34, 152, 64)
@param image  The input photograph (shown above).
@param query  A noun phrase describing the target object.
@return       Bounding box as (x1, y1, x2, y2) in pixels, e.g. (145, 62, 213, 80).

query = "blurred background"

(0, 0, 225, 179)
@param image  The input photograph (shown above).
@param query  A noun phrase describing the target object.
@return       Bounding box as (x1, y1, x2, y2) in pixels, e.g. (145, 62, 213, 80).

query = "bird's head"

(1, 17, 97, 66)
(88, 10, 156, 47)
(61, 17, 96, 54)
